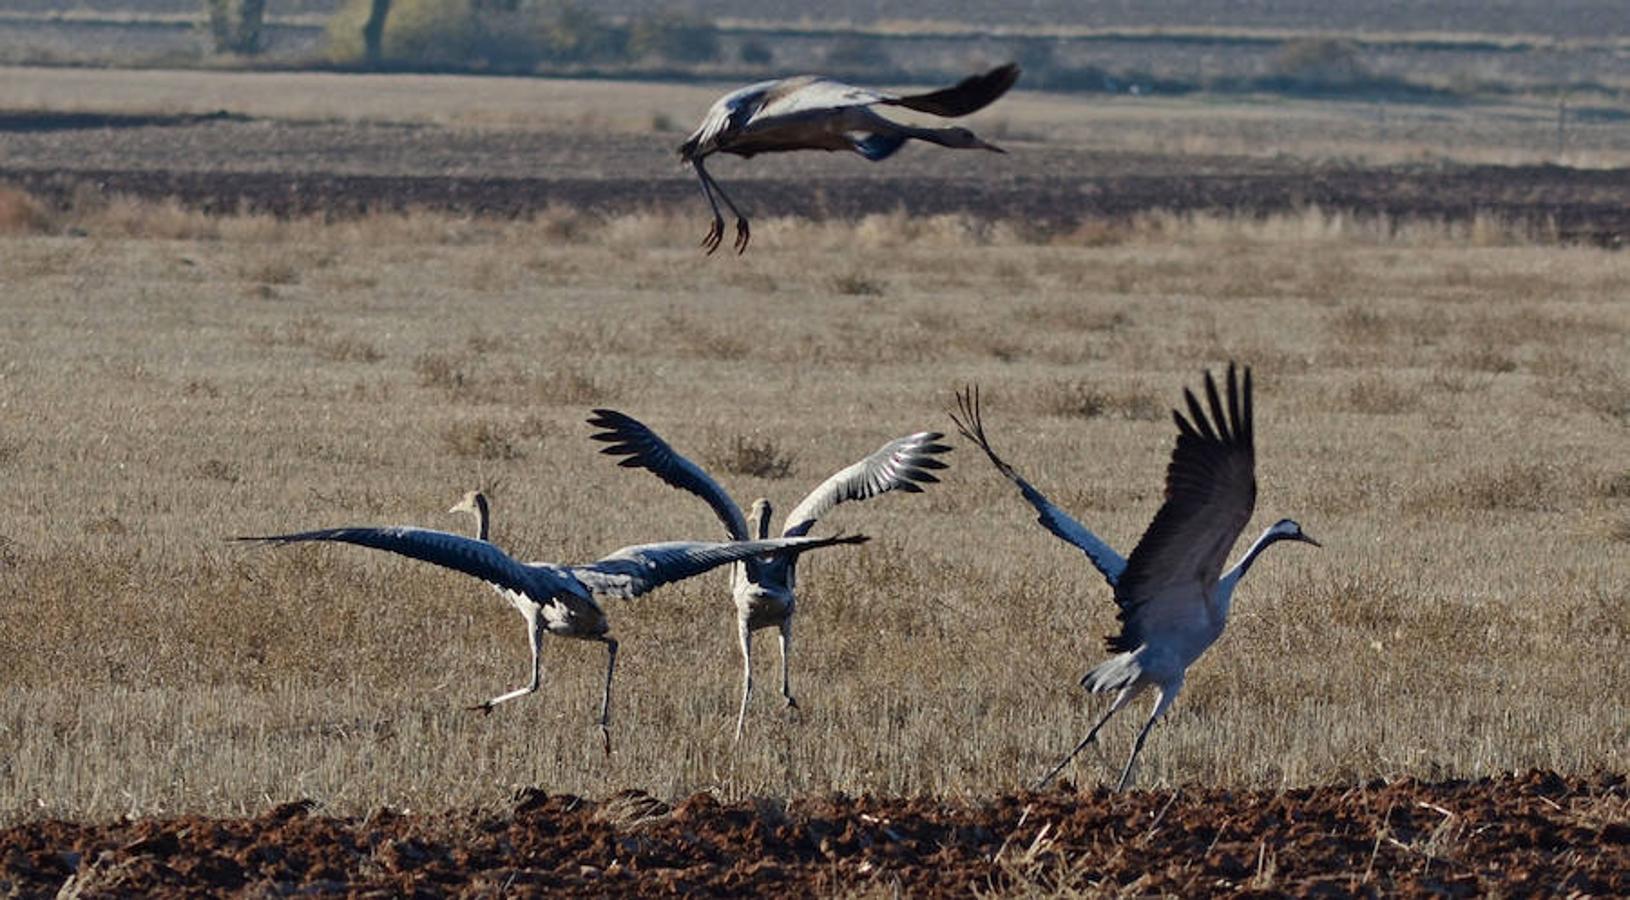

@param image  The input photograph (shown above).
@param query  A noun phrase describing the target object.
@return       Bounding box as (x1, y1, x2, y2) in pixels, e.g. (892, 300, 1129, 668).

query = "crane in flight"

(679, 62, 1019, 254)
(587, 409, 950, 739)
(237, 501, 866, 754)
(950, 365, 1319, 790)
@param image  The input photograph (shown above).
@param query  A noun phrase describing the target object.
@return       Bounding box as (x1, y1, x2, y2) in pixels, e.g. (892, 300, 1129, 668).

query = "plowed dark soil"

(4, 772, 1626, 897)
(2, 114, 1629, 245)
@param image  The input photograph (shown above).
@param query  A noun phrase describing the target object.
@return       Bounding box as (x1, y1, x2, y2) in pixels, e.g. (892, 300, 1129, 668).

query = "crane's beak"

(1297, 532, 1322, 548)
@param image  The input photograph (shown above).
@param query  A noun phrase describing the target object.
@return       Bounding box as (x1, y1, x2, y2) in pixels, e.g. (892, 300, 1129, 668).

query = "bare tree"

(362, 0, 391, 66)
(204, 0, 267, 55)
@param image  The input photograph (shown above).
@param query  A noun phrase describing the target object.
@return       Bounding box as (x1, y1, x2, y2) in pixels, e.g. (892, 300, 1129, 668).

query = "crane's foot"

(733, 218, 751, 254)
(702, 217, 725, 255)
(598, 723, 612, 757)
(466, 701, 495, 716)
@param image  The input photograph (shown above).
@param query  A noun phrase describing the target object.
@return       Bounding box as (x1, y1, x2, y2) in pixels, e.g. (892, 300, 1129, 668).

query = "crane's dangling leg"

(469, 605, 544, 713)
(1115, 681, 1180, 791)
(693, 160, 727, 254)
(734, 618, 753, 741)
(778, 620, 799, 714)
(596, 636, 619, 757)
(694, 159, 750, 254)
(1034, 685, 1139, 789)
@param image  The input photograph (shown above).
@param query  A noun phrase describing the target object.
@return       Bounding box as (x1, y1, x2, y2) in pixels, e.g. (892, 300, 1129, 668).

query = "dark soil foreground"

(3, 771, 1626, 897)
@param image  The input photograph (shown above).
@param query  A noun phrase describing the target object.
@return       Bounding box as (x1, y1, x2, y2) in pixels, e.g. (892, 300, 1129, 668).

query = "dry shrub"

(1035, 380, 1163, 421)
(534, 368, 609, 405)
(1541, 367, 1630, 422)
(413, 352, 471, 392)
(663, 313, 749, 361)
(1607, 519, 1630, 545)
(74, 194, 224, 240)
(1596, 472, 1630, 500)
(1054, 217, 1131, 247)
(1448, 345, 1518, 374)
(1344, 377, 1420, 415)
(0, 185, 51, 235)
(832, 271, 885, 297)
(314, 335, 384, 364)
(1328, 306, 1393, 344)
(532, 203, 595, 243)
(1015, 302, 1130, 334)
(710, 434, 794, 480)
(198, 459, 241, 484)
(1410, 463, 1567, 514)
(245, 256, 301, 286)
(442, 420, 523, 460)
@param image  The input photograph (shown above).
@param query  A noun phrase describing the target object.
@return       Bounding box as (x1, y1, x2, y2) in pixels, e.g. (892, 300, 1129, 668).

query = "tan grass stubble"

(0, 205, 1625, 823)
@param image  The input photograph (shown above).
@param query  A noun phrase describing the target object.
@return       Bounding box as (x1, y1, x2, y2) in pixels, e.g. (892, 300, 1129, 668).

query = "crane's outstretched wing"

(780, 432, 951, 538)
(753, 63, 1020, 124)
(950, 386, 1127, 585)
(679, 77, 783, 159)
(234, 526, 589, 601)
(883, 63, 1020, 117)
(1109, 363, 1256, 652)
(570, 534, 869, 600)
(587, 409, 749, 541)
(750, 77, 894, 121)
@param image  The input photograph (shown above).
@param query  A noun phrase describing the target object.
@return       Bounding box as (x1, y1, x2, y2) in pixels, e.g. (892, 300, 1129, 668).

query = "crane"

(236, 503, 867, 754)
(587, 409, 950, 739)
(679, 62, 1020, 254)
(950, 364, 1319, 790)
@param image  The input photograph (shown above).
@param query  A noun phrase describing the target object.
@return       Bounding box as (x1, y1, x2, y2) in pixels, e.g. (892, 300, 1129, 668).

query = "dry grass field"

(0, 193, 1625, 829)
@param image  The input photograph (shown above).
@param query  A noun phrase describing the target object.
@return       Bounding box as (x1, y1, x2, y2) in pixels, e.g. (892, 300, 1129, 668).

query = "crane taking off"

(588, 409, 950, 739)
(679, 63, 1019, 254)
(951, 365, 1319, 790)
(237, 503, 866, 754)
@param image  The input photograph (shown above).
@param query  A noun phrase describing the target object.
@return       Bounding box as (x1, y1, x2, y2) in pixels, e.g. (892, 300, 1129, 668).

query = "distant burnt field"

(1, 112, 1627, 245)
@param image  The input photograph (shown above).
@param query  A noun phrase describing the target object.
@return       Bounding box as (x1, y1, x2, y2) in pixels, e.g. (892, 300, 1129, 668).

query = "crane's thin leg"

(778, 619, 798, 713)
(470, 606, 543, 713)
(596, 636, 619, 757)
(1033, 686, 1137, 789)
(734, 618, 753, 741)
(694, 159, 750, 254)
(1115, 682, 1178, 791)
(693, 160, 727, 254)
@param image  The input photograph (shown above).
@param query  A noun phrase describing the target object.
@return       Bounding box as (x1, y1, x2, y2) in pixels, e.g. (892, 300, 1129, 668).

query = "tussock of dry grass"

(0, 198, 1626, 824)
(708, 434, 797, 481)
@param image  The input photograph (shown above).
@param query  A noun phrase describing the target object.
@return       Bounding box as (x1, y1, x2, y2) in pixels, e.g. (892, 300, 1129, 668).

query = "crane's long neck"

(472, 493, 490, 542)
(1215, 526, 1288, 617)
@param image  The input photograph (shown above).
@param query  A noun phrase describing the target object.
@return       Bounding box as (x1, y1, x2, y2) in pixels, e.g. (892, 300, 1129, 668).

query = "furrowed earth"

(2, 112, 1628, 245)
(4, 772, 1627, 897)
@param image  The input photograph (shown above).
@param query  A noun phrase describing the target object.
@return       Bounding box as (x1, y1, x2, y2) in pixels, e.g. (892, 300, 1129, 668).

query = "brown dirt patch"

(3, 771, 1625, 897)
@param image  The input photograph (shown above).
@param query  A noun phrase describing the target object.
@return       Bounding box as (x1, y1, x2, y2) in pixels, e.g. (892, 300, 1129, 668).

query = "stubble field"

(0, 68, 1627, 895)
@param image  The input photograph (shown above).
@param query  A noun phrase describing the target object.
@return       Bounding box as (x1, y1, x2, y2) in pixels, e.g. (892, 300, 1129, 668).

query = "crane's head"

(942, 126, 1005, 153)
(1269, 518, 1321, 548)
(749, 498, 774, 540)
(449, 490, 486, 517)
(450, 490, 492, 542)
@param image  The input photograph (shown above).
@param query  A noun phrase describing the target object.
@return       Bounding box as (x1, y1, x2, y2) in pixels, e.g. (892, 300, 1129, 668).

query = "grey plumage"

(588, 408, 950, 738)
(952, 364, 1319, 790)
(678, 63, 1019, 254)
(236, 501, 866, 753)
